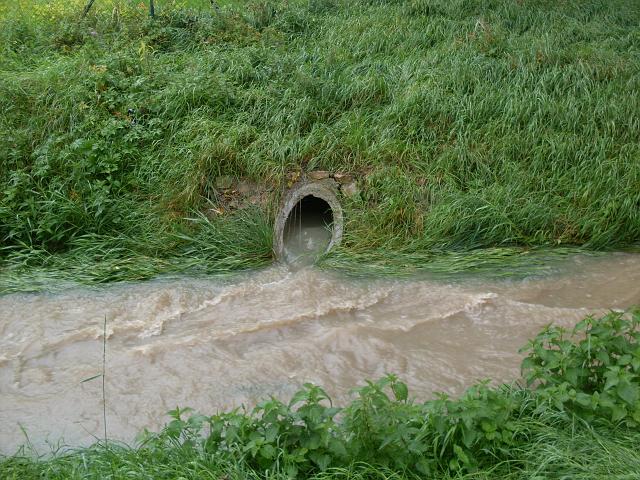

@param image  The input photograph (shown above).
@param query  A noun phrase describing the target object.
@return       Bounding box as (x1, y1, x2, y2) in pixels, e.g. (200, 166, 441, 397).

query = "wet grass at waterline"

(2, 310, 640, 479)
(0, 208, 274, 293)
(0, 245, 618, 294)
(1, 0, 639, 289)
(319, 245, 602, 278)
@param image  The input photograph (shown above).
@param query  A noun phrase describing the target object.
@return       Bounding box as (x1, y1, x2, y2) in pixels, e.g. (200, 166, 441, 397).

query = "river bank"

(2, 0, 639, 287)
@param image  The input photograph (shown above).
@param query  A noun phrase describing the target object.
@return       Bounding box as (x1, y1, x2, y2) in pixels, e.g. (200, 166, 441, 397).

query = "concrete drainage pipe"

(273, 179, 343, 261)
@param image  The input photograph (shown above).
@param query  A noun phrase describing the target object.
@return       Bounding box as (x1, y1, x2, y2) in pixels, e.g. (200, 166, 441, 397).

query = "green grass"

(1, 0, 639, 289)
(2, 310, 639, 479)
(4, 425, 640, 480)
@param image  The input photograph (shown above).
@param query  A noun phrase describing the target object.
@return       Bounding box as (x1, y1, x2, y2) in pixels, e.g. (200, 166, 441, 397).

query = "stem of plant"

(81, 0, 97, 18)
(102, 314, 107, 444)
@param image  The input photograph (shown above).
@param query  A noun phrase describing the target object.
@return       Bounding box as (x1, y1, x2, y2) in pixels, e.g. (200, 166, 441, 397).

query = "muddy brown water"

(1, 253, 639, 454)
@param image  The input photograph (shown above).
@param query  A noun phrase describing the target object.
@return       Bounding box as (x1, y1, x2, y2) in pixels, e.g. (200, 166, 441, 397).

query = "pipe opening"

(283, 195, 333, 264)
(274, 179, 343, 263)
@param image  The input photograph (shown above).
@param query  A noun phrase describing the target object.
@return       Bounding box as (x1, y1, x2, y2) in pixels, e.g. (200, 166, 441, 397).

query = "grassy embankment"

(2, 310, 639, 479)
(1, 0, 639, 290)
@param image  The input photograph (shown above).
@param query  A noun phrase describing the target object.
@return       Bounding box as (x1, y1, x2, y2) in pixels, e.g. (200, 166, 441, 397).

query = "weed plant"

(1, 0, 639, 288)
(1, 310, 639, 478)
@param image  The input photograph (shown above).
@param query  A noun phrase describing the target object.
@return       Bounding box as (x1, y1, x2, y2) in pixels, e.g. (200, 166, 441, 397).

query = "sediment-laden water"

(1, 253, 639, 454)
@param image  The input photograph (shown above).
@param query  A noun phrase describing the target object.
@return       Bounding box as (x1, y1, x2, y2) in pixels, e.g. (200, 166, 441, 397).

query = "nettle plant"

(145, 375, 525, 477)
(140, 311, 639, 478)
(204, 384, 346, 477)
(521, 309, 640, 426)
(343, 376, 524, 475)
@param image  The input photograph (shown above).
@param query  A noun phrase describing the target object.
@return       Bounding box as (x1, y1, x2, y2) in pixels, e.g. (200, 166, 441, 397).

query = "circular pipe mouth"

(274, 180, 343, 261)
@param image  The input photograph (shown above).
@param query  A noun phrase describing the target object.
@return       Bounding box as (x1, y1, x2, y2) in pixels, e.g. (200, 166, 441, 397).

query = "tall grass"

(1, 0, 639, 287)
(4, 426, 640, 480)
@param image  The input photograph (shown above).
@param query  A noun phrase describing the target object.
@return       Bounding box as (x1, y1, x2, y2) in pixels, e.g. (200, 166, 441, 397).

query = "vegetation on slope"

(2, 310, 639, 478)
(1, 0, 639, 287)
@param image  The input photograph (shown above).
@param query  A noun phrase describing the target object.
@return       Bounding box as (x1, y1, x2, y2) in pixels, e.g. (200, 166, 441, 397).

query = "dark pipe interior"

(284, 195, 333, 233)
(283, 195, 333, 262)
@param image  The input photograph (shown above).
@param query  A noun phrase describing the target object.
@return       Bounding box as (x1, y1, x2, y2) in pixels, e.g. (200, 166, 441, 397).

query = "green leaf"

(598, 392, 615, 408)
(462, 425, 478, 448)
(596, 350, 610, 366)
(611, 405, 627, 422)
(259, 444, 276, 460)
(306, 433, 321, 450)
(521, 357, 534, 372)
(391, 381, 408, 402)
(328, 438, 348, 458)
(481, 420, 496, 433)
(416, 458, 432, 475)
(604, 370, 620, 390)
(565, 368, 581, 386)
(618, 354, 632, 366)
(310, 453, 331, 471)
(617, 382, 639, 406)
(285, 464, 298, 479)
(265, 424, 279, 443)
(453, 445, 470, 466)
(575, 392, 592, 407)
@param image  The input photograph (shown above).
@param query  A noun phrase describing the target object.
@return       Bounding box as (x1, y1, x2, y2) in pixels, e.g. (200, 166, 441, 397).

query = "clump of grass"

(318, 245, 599, 278)
(1, 0, 639, 289)
(0, 207, 273, 293)
(2, 310, 639, 478)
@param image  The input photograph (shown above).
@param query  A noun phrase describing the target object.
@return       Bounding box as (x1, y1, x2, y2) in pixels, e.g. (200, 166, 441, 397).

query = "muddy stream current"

(1, 249, 639, 453)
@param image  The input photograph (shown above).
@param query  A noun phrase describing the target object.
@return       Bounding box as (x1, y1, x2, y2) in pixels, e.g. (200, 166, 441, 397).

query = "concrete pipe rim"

(273, 179, 343, 261)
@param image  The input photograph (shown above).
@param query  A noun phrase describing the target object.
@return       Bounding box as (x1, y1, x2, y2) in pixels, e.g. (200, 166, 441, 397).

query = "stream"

(1, 252, 639, 454)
